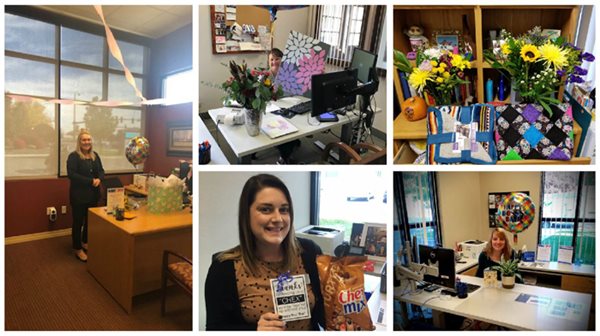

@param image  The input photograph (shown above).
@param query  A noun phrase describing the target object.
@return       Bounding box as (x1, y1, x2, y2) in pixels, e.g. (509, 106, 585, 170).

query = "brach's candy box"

(316, 255, 374, 331)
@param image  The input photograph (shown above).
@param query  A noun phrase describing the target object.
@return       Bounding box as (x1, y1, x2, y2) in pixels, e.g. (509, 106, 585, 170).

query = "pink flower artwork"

(295, 49, 326, 92)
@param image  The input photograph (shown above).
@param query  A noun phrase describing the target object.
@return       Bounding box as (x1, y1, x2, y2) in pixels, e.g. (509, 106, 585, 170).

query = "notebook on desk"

(261, 115, 298, 138)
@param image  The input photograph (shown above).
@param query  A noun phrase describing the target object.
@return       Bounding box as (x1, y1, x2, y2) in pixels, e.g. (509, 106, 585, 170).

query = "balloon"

(253, 5, 308, 22)
(495, 193, 535, 243)
(125, 136, 150, 166)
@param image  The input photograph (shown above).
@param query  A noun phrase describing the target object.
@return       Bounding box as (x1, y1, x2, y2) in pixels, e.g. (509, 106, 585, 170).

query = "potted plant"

(492, 256, 522, 289)
(222, 60, 283, 136)
(394, 47, 471, 106)
(483, 26, 594, 114)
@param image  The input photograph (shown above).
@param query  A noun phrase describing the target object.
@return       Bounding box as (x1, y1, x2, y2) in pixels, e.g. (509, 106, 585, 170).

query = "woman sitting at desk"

(205, 174, 325, 330)
(475, 228, 521, 281)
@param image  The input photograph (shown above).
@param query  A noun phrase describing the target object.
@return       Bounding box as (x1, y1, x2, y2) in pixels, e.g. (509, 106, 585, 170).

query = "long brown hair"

(484, 228, 512, 261)
(75, 129, 96, 161)
(218, 174, 301, 275)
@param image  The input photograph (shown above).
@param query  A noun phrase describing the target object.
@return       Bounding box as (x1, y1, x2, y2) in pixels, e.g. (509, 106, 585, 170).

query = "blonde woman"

(66, 129, 104, 262)
(475, 228, 519, 280)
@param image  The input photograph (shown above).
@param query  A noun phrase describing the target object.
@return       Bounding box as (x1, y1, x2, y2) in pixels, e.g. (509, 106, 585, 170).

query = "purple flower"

(568, 74, 585, 83)
(296, 49, 326, 92)
(563, 42, 581, 51)
(580, 52, 595, 62)
(574, 65, 588, 76)
(556, 69, 566, 77)
(276, 61, 303, 95)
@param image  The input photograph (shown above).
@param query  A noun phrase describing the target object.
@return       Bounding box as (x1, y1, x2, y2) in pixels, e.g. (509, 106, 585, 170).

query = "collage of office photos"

(393, 171, 596, 331)
(392, 5, 596, 165)
(198, 5, 388, 165)
(199, 170, 390, 331)
(4, 5, 193, 330)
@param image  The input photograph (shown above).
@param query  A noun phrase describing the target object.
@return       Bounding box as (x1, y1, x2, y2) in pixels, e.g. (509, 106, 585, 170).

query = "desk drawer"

(562, 275, 595, 293)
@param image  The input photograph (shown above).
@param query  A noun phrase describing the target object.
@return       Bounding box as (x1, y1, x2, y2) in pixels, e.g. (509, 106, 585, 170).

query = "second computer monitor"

(350, 48, 377, 84)
(311, 68, 358, 117)
(418, 245, 456, 290)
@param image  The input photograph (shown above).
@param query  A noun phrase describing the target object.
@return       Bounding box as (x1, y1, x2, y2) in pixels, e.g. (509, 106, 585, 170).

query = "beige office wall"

(478, 172, 542, 252)
(199, 6, 309, 111)
(437, 172, 482, 249)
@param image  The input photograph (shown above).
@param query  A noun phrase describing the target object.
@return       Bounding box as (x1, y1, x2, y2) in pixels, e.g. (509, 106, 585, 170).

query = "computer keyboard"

(465, 283, 480, 293)
(287, 100, 312, 114)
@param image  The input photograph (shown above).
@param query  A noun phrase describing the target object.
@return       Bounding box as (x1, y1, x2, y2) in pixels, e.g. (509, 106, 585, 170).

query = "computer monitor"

(418, 245, 456, 290)
(350, 48, 377, 84)
(311, 69, 358, 117)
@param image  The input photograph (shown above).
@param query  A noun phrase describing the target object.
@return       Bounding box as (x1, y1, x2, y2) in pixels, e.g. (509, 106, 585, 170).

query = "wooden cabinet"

(393, 5, 587, 164)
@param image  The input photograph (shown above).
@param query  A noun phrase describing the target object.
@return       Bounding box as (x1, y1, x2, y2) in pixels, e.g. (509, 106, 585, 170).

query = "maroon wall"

(4, 174, 132, 237)
(5, 24, 192, 238)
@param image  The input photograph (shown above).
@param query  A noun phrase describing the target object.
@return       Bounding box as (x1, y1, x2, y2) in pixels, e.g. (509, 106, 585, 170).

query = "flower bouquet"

(483, 26, 594, 113)
(222, 60, 283, 136)
(394, 47, 472, 105)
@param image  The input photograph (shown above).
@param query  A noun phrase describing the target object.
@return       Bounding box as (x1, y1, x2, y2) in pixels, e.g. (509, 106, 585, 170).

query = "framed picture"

(349, 222, 386, 262)
(167, 122, 192, 157)
(432, 30, 462, 51)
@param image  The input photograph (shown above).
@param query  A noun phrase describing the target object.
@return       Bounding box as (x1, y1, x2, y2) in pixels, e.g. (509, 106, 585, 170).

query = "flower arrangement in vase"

(222, 60, 283, 136)
(483, 26, 594, 113)
(394, 46, 472, 106)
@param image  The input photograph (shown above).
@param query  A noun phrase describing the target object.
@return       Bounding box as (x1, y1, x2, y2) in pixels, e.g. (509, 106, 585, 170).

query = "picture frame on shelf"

(167, 122, 193, 157)
(432, 30, 462, 52)
(349, 222, 386, 262)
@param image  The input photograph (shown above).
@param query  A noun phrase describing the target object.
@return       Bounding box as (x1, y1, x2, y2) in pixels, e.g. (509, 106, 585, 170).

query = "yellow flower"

(439, 62, 447, 68)
(430, 60, 438, 67)
(442, 71, 450, 79)
(451, 54, 465, 68)
(501, 43, 511, 55)
(436, 77, 444, 83)
(408, 68, 433, 92)
(538, 42, 568, 69)
(520, 44, 540, 62)
(264, 78, 271, 86)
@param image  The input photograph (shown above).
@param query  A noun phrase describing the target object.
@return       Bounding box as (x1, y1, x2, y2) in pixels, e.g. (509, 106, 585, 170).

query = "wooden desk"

(87, 206, 192, 313)
(124, 184, 148, 196)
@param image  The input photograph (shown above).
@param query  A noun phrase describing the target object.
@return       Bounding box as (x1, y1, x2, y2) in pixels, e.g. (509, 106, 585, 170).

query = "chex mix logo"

(338, 287, 367, 315)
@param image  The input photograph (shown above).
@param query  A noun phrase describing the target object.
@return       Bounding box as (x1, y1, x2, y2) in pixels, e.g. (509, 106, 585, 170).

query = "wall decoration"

(432, 30, 462, 52)
(167, 122, 192, 157)
(276, 30, 330, 97)
(488, 191, 529, 227)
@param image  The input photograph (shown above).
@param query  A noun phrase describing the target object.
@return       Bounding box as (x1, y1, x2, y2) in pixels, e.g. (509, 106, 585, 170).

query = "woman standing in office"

(475, 228, 518, 280)
(205, 174, 325, 330)
(67, 129, 104, 262)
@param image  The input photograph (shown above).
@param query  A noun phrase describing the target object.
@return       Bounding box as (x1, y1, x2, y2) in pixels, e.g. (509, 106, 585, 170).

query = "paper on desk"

(516, 294, 585, 322)
(536, 244, 551, 262)
(557, 246, 573, 264)
(375, 299, 386, 327)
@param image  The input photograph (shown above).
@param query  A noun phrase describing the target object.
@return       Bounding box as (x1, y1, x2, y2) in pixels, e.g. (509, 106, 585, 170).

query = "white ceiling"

(38, 5, 192, 39)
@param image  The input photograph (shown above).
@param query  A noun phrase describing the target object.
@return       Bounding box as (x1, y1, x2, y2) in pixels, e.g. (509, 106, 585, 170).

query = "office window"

(5, 10, 147, 178)
(312, 171, 387, 241)
(162, 69, 193, 104)
(395, 172, 442, 249)
(539, 172, 595, 264)
(315, 5, 365, 64)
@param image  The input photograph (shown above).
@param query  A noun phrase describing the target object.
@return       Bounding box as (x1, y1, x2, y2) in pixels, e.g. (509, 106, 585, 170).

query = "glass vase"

(243, 107, 263, 137)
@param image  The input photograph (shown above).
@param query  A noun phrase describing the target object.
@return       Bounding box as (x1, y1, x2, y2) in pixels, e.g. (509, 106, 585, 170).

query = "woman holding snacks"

(205, 174, 325, 330)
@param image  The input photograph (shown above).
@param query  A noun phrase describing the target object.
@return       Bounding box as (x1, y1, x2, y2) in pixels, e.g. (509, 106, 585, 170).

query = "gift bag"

(147, 175, 183, 214)
(426, 104, 497, 164)
(495, 103, 574, 161)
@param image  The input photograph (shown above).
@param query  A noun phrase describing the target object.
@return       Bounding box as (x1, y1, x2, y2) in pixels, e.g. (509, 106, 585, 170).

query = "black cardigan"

(205, 238, 325, 330)
(475, 250, 522, 282)
(66, 151, 105, 205)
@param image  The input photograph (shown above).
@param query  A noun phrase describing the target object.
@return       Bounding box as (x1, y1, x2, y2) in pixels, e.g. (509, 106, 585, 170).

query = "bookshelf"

(393, 5, 588, 164)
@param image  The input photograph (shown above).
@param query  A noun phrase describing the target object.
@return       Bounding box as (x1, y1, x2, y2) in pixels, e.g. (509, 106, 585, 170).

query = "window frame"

(538, 172, 595, 264)
(5, 6, 151, 179)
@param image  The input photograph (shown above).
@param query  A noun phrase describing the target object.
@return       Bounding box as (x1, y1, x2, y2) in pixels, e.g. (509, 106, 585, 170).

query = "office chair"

(161, 250, 192, 316)
(320, 142, 386, 164)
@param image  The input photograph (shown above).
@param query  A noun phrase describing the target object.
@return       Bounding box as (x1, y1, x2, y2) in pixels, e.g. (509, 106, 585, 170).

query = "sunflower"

(538, 42, 568, 69)
(408, 68, 433, 92)
(501, 43, 511, 55)
(520, 44, 540, 62)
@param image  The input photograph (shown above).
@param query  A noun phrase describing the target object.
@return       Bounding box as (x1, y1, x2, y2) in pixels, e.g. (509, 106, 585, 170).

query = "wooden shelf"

(393, 114, 427, 140)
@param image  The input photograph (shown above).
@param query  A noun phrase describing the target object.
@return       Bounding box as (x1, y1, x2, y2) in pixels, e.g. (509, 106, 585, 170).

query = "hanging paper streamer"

(125, 136, 150, 167)
(5, 94, 172, 107)
(495, 192, 536, 244)
(94, 5, 146, 103)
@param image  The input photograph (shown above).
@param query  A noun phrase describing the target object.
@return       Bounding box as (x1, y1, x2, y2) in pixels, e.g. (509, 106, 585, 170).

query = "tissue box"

(148, 184, 182, 214)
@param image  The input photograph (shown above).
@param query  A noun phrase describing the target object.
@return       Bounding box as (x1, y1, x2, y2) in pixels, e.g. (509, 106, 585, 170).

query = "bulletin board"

(210, 5, 272, 54)
(488, 191, 529, 228)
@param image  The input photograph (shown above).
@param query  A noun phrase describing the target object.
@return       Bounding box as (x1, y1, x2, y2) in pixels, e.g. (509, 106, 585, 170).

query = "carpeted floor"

(5, 235, 192, 331)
